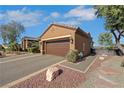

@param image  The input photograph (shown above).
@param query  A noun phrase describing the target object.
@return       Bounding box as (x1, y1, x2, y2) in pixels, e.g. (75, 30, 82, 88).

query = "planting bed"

(11, 66, 85, 88)
(61, 56, 96, 73)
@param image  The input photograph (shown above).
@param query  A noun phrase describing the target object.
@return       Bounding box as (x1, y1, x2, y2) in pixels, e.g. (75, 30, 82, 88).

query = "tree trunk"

(112, 30, 124, 55)
(116, 40, 124, 55)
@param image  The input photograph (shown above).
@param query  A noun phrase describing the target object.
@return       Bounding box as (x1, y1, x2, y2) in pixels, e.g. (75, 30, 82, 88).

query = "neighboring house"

(2, 44, 8, 49)
(39, 23, 92, 57)
(21, 36, 39, 50)
(0, 44, 3, 50)
(0, 44, 5, 56)
(0, 44, 2, 48)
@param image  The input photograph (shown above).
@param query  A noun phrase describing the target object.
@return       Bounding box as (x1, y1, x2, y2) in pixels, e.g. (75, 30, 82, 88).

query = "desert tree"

(0, 21, 25, 51)
(94, 5, 124, 54)
(98, 32, 113, 49)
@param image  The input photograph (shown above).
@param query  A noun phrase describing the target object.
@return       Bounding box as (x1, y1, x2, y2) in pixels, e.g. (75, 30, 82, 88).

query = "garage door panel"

(46, 40, 70, 56)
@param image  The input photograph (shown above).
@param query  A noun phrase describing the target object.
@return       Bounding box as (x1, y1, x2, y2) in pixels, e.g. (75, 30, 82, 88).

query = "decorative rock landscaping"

(99, 56, 104, 60)
(98, 67, 121, 75)
(81, 56, 124, 88)
(46, 67, 60, 82)
(94, 76, 119, 88)
(11, 66, 85, 88)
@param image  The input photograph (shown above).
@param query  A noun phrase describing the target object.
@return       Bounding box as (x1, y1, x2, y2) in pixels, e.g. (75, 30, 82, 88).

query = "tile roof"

(22, 36, 39, 41)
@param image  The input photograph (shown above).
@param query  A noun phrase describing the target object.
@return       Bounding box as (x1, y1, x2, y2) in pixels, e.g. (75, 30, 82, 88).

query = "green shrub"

(106, 44, 115, 50)
(32, 46, 40, 53)
(5, 47, 12, 53)
(121, 60, 124, 67)
(0, 46, 5, 52)
(27, 48, 33, 53)
(26, 46, 40, 53)
(27, 41, 40, 53)
(66, 49, 79, 63)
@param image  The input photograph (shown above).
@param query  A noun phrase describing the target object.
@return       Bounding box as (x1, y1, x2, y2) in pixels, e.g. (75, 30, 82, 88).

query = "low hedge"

(66, 49, 79, 63)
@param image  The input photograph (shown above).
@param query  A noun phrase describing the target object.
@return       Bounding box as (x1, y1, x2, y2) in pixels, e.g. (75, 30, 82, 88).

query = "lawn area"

(61, 55, 97, 73)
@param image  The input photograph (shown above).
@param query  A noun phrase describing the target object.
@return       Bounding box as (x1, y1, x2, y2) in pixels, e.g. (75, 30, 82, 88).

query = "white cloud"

(43, 12, 60, 22)
(59, 18, 81, 26)
(64, 6, 96, 21)
(50, 12, 60, 18)
(59, 21, 79, 27)
(47, 6, 96, 26)
(0, 7, 43, 27)
(58, 6, 97, 26)
(0, 6, 96, 27)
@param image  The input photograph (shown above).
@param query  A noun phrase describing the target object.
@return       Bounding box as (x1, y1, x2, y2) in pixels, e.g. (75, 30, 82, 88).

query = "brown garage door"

(46, 39, 70, 56)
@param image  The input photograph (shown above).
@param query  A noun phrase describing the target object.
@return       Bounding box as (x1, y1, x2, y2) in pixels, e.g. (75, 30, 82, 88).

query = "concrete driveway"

(0, 54, 64, 87)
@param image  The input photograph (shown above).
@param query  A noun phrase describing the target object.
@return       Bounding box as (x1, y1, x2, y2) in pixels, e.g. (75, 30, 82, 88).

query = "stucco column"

(22, 41, 24, 50)
(70, 36, 75, 50)
(40, 41, 43, 55)
(25, 39, 28, 49)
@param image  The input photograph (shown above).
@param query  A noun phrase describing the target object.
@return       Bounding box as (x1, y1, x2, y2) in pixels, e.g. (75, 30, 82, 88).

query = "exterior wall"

(41, 25, 75, 40)
(40, 25, 76, 54)
(22, 40, 27, 50)
(40, 24, 91, 56)
(75, 32, 91, 56)
(25, 40, 28, 49)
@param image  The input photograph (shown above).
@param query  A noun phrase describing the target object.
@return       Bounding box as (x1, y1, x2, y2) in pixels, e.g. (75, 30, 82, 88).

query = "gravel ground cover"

(80, 56, 124, 88)
(11, 66, 85, 88)
(98, 66, 121, 75)
(61, 56, 96, 73)
(99, 56, 124, 87)
(94, 76, 119, 88)
(78, 56, 103, 88)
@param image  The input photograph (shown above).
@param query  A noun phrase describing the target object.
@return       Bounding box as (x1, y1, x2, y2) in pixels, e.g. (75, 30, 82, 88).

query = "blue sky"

(0, 5, 123, 45)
